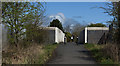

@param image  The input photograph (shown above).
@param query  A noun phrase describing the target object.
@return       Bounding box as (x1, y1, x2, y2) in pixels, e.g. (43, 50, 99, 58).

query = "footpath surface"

(47, 42, 96, 64)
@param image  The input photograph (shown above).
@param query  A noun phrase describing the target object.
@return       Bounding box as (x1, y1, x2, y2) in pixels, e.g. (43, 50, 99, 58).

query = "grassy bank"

(84, 43, 116, 64)
(38, 43, 58, 64)
(2, 43, 58, 64)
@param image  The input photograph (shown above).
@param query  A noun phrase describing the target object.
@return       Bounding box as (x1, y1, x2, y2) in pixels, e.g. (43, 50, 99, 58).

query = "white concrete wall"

(42, 27, 65, 44)
(55, 28, 65, 43)
(87, 27, 109, 30)
(84, 27, 109, 44)
(78, 27, 109, 44)
(85, 27, 87, 43)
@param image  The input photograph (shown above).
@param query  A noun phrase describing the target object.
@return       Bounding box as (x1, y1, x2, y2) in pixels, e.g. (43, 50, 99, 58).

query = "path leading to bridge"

(48, 42, 96, 64)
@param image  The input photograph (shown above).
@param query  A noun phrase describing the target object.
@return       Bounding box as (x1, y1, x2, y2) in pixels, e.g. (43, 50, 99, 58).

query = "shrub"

(85, 43, 116, 64)
(102, 44, 119, 62)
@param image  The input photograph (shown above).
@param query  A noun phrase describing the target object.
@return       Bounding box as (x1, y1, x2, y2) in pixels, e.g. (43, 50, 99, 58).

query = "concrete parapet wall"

(42, 27, 65, 44)
(56, 28, 65, 43)
(78, 27, 109, 44)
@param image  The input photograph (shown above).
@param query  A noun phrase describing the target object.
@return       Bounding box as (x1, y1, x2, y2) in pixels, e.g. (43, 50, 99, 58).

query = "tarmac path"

(47, 42, 96, 64)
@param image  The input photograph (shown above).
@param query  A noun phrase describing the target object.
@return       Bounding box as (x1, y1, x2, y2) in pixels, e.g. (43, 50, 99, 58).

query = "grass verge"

(84, 43, 116, 64)
(2, 43, 59, 64)
(38, 43, 58, 64)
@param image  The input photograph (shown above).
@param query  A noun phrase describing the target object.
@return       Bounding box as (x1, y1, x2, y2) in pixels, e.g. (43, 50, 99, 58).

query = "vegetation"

(72, 24, 85, 43)
(87, 23, 106, 27)
(100, 2, 120, 62)
(84, 2, 120, 64)
(2, 2, 57, 64)
(100, 2, 120, 44)
(2, 1, 120, 65)
(2, 43, 58, 64)
(65, 32, 72, 42)
(2, 2, 46, 46)
(50, 19, 64, 32)
(64, 25, 71, 33)
(85, 43, 118, 64)
(86, 2, 120, 63)
(38, 43, 58, 64)
(64, 23, 85, 43)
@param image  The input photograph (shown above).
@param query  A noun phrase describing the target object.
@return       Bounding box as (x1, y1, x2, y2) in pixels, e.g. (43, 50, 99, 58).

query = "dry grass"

(102, 43, 119, 62)
(2, 43, 44, 64)
(85, 43, 119, 64)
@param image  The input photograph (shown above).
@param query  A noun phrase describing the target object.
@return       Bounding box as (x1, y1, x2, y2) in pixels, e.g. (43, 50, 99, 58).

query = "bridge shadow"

(77, 50, 90, 56)
(75, 43, 84, 46)
(73, 50, 96, 63)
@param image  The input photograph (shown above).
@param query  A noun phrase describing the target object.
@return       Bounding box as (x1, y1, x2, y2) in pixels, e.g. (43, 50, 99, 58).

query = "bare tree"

(100, 2, 120, 43)
(64, 25, 71, 33)
(72, 23, 85, 43)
